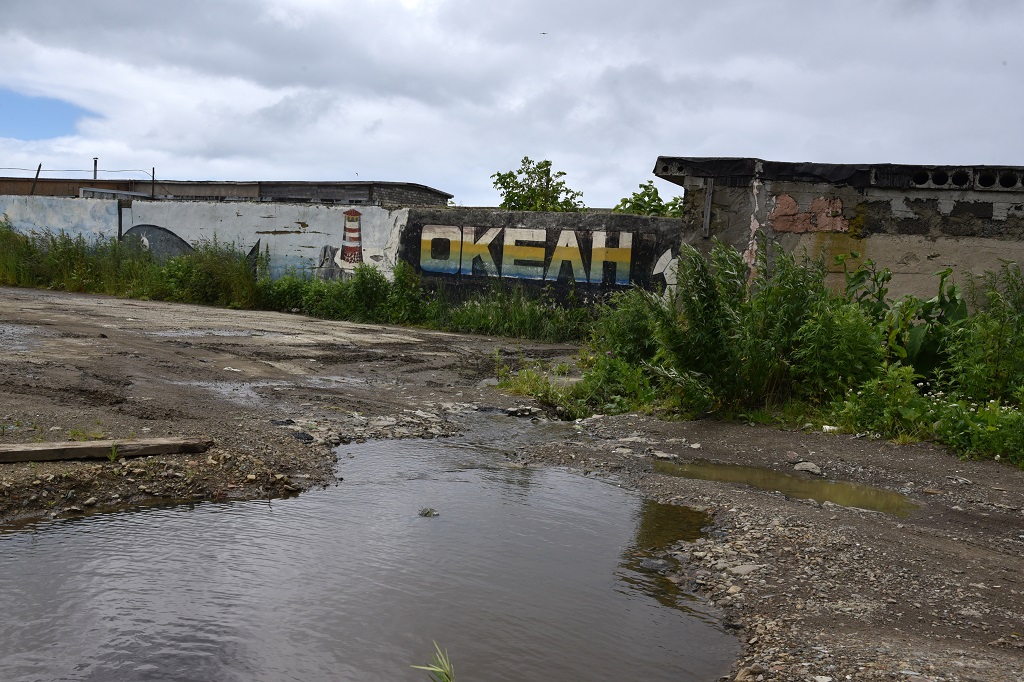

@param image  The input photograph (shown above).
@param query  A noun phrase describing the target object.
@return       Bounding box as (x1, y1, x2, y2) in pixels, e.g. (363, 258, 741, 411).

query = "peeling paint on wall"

(767, 194, 849, 233)
(127, 201, 409, 279)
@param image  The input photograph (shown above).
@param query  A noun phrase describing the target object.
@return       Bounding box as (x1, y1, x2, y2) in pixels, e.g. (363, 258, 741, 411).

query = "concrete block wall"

(656, 158, 1024, 298)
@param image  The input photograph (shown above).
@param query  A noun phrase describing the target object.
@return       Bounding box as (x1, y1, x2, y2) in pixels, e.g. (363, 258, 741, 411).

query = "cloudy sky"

(1, 0, 1021, 206)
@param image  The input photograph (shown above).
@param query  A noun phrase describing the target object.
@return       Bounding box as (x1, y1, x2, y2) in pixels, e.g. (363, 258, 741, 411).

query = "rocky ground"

(2, 287, 1023, 681)
(520, 417, 1024, 681)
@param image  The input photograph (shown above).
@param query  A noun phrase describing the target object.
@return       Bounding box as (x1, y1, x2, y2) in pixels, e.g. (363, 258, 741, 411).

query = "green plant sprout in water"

(411, 642, 455, 682)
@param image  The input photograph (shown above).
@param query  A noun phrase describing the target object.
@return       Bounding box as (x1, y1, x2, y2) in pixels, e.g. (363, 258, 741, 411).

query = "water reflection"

(1, 424, 738, 682)
(618, 500, 711, 611)
(654, 460, 918, 517)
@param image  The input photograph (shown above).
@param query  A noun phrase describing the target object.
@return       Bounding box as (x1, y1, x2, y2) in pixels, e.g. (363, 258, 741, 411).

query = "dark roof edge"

(653, 157, 1024, 191)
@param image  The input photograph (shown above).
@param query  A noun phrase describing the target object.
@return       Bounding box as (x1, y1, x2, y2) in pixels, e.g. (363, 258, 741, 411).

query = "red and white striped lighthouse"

(341, 209, 363, 265)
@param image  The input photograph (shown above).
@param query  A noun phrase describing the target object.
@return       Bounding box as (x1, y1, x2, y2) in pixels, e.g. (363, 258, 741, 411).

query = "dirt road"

(2, 287, 1023, 681)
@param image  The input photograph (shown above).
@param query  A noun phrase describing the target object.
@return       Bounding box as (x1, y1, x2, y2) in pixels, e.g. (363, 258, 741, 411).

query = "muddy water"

(0, 418, 738, 681)
(655, 459, 918, 517)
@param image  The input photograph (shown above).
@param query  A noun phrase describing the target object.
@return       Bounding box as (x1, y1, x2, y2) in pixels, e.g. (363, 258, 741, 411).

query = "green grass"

(0, 218, 593, 343)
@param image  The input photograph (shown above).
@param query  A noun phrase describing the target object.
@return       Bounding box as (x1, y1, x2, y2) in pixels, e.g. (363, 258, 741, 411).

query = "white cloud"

(0, 0, 1023, 205)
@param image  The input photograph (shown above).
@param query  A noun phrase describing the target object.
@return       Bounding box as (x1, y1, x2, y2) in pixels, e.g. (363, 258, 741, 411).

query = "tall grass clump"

(428, 282, 593, 342)
(941, 261, 1024, 404)
(648, 240, 867, 413)
(161, 237, 263, 308)
(258, 262, 592, 342)
(0, 219, 264, 308)
(0, 218, 165, 295)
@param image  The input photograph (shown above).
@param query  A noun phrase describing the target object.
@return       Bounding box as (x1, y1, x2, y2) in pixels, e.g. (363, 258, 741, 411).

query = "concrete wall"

(0, 195, 119, 240)
(2, 195, 688, 297)
(657, 158, 1024, 298)
(400, 208, 684, 297)
(126, 200, 409, 279)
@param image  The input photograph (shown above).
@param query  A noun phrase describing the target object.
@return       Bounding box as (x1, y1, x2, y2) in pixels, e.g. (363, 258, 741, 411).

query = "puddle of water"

(176, 379, 292, 406)
(0, 323, 43, 352)
(654, 460, 918, 517)
(0, 421, 737, 682)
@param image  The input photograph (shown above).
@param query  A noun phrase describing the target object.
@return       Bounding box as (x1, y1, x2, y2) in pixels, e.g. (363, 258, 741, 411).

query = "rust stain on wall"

(768, 194, 849, 233)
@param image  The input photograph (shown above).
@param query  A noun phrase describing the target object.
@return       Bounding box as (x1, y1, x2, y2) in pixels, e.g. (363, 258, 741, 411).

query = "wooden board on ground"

(0, 437, 214, 464)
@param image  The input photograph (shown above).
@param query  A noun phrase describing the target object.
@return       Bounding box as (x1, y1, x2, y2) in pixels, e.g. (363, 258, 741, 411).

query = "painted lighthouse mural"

(316, 209, 364, 280)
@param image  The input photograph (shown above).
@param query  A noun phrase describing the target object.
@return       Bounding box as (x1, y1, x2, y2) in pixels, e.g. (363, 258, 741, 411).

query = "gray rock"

(418, 507, 439, 517)
(794, 461, 822, 476)
(83, 497, 98, 507)
(728, 564, 764, 576)
(639, 558, 673, 572)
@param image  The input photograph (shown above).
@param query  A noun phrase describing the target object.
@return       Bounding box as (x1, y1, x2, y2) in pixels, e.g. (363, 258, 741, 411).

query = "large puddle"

(654, 460, 918, 517)
(0, 417, 738, 681)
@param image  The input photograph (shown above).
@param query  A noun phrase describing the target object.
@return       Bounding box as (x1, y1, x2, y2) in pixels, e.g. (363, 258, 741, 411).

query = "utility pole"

(29, 164, 42, 195)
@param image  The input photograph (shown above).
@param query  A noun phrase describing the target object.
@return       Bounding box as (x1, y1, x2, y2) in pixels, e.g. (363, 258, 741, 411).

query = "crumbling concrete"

(655, 157, 1024, 296)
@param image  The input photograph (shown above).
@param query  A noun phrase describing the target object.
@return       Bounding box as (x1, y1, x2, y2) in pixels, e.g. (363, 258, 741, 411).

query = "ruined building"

(655, 157, 1024, 295)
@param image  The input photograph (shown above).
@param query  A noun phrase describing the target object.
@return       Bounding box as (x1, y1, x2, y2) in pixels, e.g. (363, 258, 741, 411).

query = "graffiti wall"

(399, 208, 682, 294)
(1, 196, 685, 297)
(126, 201, 409, 279)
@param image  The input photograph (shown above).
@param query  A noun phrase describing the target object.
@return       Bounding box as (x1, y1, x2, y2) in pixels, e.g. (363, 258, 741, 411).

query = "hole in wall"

(912, 170, 930, 185)
(951, 170, 970, 186)
(931, 170, 949, 185)
(979, 172, 997, 188)
(1000, 171, 1018, 188)
(661, 165, 670, 173)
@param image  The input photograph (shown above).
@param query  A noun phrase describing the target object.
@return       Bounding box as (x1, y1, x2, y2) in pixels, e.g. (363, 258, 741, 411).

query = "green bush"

(590, 288, 662, 365)
(651, 240, 831, 411)
(941, 262, 1024, 404)
(931, 396, 1024, 464)
(161, 239, 260, 308)
(835, 364, 929, 437)
(301, 278, 350, 319)
(260, 272, 308, 311)
(347, 263, 392, 322)
(792, 300, 884, 403)
(387, 261, 426, 325)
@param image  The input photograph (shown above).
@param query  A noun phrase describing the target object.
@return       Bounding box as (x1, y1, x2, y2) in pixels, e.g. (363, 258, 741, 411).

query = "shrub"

(792, 300, 884, 403)
(941, 262, 1024, 404)
(589, 288, 662, 365)
(835, 364, 929, 437)
(931, 396, 1024, 464)
(387, 261, 426, 325)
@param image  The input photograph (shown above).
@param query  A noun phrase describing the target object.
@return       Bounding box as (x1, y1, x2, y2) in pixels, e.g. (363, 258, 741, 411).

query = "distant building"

(0, 177, 453, 207)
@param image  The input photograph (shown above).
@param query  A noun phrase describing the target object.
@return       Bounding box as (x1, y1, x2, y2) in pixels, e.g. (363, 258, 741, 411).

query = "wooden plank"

(0, 437, 214, 464)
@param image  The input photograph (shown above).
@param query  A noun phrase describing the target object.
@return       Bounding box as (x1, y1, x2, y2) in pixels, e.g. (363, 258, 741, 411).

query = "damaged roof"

(654, 157, 1024, 192)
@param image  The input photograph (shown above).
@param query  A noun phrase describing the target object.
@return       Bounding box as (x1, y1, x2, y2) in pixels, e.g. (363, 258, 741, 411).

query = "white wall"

(127, 200, 409, 278)
(0, 195, 118, 239)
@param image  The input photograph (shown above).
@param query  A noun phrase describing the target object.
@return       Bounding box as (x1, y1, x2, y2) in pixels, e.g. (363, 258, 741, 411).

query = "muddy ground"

(2, 287, 1023, 681)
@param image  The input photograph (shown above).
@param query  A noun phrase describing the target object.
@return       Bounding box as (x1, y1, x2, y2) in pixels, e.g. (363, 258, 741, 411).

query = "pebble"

(728, 564, 763, 576)
(794, 461, 822, 476)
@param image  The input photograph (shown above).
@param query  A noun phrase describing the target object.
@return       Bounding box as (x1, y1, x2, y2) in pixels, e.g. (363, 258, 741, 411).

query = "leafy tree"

(614, 181, 684, 217)
(491, 157, 585, 212)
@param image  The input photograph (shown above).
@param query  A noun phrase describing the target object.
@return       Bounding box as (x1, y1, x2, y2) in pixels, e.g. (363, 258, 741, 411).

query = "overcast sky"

(1, 0, 1022, 206)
